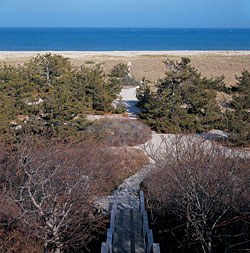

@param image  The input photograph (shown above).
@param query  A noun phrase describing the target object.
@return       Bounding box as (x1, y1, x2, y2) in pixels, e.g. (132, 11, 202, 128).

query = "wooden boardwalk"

(101, 191, 160, 253)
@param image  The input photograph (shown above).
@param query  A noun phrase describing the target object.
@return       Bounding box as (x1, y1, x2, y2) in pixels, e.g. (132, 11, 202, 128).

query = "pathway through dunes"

(96, 86, 250, 211)
(95, 86, 154, 210)
(97, 85, 250, 252)
(117, 86, 140, 118)
(87, 86, 140, 121)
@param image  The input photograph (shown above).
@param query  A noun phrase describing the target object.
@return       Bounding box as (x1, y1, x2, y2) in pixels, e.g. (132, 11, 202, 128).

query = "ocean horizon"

(0, 27, 250, 51)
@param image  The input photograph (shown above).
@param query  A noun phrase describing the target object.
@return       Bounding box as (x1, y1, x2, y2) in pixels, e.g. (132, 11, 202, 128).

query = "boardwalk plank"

(133, 209, 144, 253)
(102, 191, 160, 253)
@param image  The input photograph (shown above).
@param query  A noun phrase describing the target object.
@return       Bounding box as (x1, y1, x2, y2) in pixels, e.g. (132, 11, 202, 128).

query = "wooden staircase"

(101, 191, 160, 253)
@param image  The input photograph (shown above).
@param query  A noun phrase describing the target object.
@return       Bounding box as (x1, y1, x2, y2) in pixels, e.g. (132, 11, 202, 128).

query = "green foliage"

(110, 63, 129, 78)
(137, 59, 250, 147)
(220, 70, 250, 147)
(137, 58, 222, 133)
(113, 99, 127, 114)
(231, 70, 250, 110)
(85, 60, 95, 64)
(0, 54, 122, 142)
(222, 110, 250, 147)
(110, 62, 139, 88)
(120, 75, 140, 87)
(76, 65, 121, 112)
(0, 93, 17, 143)
(25, 53, 72, 89)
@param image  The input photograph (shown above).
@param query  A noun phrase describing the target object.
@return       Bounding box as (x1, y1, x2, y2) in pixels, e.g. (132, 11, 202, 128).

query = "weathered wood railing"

(139, 191, 160, 253)
(101, 191, 118, 253)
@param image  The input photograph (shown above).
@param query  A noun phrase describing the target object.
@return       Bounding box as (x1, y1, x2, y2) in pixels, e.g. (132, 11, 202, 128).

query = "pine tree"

(137, 58, 223, 133)
(231, 70, 250, 110)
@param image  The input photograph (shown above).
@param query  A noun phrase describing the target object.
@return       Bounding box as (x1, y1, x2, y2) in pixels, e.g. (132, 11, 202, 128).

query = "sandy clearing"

(1, 50, 250, 59)
(119, 86, 138, 101)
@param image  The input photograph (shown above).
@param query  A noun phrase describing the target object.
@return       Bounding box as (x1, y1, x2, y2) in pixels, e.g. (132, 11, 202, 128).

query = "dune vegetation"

(0, 53, 249, 252)
(137, 58, 250, 147)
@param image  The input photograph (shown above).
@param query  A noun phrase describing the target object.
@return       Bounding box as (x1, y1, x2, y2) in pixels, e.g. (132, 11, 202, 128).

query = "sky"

(0, 0, 249, 28)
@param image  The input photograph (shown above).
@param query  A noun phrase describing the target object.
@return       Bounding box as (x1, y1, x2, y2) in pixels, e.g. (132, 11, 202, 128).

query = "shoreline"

(1, 50, 250, 59)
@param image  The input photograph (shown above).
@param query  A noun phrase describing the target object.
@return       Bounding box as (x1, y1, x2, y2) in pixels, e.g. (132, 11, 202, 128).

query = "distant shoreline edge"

(1, 50, 250, 59)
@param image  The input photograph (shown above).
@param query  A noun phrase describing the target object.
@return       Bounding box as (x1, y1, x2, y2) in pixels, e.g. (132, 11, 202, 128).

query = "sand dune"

(1, 50, 250, 86)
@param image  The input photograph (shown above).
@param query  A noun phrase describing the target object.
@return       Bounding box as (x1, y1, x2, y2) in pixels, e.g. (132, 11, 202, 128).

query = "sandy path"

(115, 86, 140, 118)
(87, 86, 140, 121)
(96, 86, 249, 210)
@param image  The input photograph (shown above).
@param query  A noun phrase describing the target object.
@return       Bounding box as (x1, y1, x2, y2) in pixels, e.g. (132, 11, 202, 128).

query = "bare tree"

(1, 138, 108, 253)
(0, 136, 148, 252)
(143, 135, 250, 253)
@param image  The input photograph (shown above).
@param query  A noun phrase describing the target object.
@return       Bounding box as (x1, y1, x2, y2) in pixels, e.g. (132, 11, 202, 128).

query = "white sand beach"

(1, 50, 250, 59)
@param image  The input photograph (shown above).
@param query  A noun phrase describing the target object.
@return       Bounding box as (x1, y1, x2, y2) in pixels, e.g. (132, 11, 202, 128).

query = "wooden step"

(113, 208, 145, 253)
(101, 191, 160, 253)
(133, 210, 144, 253)
(114, 208, 131, 253)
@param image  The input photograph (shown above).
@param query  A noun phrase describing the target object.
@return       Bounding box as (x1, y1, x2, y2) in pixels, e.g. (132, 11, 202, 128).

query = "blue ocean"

(0, 28, 250, 51)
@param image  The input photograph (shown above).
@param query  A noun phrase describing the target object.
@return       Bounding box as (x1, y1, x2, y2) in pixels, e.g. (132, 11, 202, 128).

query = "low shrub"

(0, 136, 149, 252)
(120, 75, 140, 87)
(112, 100, 127, 114)
(85, 60, 95, 64)
(86, 118, 152, 146)
(142, 135, 250, 253)
(110, 63, 129, 78)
